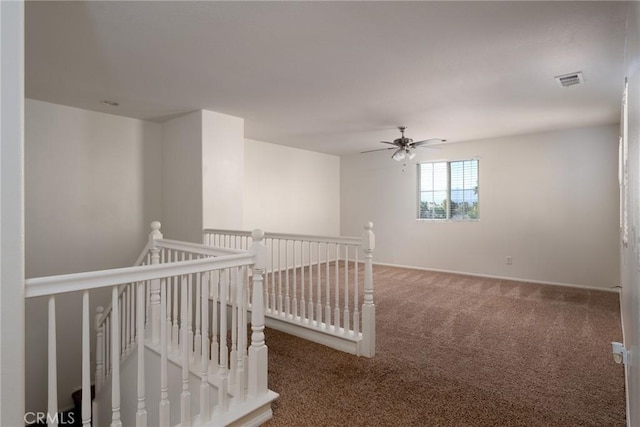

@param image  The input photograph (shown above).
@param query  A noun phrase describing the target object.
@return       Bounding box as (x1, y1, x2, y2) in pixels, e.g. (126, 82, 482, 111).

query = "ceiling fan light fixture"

(392, 149, 405, 161)
(407, 150, 416, 160)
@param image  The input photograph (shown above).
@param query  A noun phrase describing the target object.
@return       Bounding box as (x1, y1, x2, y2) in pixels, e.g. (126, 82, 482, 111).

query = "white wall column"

(161, 110, 244, 241)
(0, 0, 25, 425)
(161, 111, 204, 243)
(202, 110, 244, 231)
(620, 3, 640, 425)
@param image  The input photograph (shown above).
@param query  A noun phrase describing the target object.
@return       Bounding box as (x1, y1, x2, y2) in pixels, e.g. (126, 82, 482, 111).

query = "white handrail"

(204, 228, 362, 246)
(156, 238, 245, 256)
(133, 240, 155, 267)
(25, 253, 254, 299)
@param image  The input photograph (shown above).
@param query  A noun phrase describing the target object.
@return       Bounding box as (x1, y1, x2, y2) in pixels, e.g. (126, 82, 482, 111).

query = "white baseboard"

(372, 261, 620, 293)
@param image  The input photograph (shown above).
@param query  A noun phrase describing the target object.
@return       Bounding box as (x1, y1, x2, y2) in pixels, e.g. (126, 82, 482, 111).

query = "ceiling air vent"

(555, 71, 584, 88)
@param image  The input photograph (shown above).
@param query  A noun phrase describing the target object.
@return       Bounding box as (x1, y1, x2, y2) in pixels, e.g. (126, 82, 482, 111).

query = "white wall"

(161, 111, 203, 242)
(202, 110, 244, 230)
(621, 3, 640, 425)
(0, 1, 25, 424)
(243, 138, 340, 236)
(341, 125, 620, 289)
(25, 99, 162, 412)
(26, 100, 162, 276)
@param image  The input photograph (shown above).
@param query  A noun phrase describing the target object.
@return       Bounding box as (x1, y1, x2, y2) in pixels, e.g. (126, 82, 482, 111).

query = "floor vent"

(555, 71, 584, 88)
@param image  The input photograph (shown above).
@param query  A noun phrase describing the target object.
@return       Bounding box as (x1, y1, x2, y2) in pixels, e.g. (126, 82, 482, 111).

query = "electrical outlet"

(506, 256, 512, 265)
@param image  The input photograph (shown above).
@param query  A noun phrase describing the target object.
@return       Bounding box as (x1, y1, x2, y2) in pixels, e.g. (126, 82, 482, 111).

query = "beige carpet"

(264, 265, 626, 426)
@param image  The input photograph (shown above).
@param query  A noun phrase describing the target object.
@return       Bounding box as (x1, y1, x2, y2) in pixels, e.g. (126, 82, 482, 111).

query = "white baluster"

(292, 241, 298, 318)
(48, 296, 58, 427)
(249, 230, 268, 397)
(95, 306, 105, 392)
(119, 297, 124, 356)
(285, 240, 290, 317)
(82, 291, 91, 426)
(149, 221, 162, 345)
(187, 254, 194, 361)
(243, 267, 250, 389)
(277, 239, 283, 314)
(127, 286, 132, 351)
(194, 263, 202, 366)
(316, 242, 322, 325)
(300, 241, 306, 319)
(126, 287, 131, 350)
(354, 248, 360, 336)
(159, 278, 170, 426)
(130, 284, 136, 349)
(111, 287, 122, 427)
(172, 253, 182, 354)
(210, 270, 219, 373)
(236, 267, 247, 400)
(325, 243, 331, 329)
(343, 245, 350, 334)
(200, 273, 210, 423)
(144, 279, 148, 333)
(334, 243, 341, 330)
(125, 287, 131, 350)
(122, 292, 127, 354)
(165, 251, 172, 351)
(308, 241, 314, 323)
(181, 274, 191, 427)
(105, 319, 110, 378)
(144, 280, 151, 334)
(361, 222, 376, 357)
(219, 269, 229, 413)
(230, 268, 238, 390)
(270, 239, 276, 312)
(136, 282, 147, 427)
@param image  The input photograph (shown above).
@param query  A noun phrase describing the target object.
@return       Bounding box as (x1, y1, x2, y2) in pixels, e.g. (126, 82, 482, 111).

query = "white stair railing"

(204, 223, 376, 358)
(25, 222, 277, 427)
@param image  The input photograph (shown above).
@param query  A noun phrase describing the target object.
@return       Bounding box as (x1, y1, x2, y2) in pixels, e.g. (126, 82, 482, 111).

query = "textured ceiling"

(25, 1, 628, 155)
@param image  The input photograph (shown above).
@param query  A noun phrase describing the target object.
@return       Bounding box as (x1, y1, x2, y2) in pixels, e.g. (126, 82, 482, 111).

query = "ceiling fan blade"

(416, 145, 442, 151)
(412, 138, 446, 147)
(361, 147, 396, 154)
(380, 141, 399, 146)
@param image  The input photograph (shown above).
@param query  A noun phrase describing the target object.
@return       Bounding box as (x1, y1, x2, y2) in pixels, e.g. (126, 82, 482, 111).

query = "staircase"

(25, 223, 278, 426)
(24, 221, 376, 426)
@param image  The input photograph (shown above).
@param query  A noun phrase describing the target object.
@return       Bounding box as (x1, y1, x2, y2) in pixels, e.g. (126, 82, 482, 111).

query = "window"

(418, 160, 479, 220)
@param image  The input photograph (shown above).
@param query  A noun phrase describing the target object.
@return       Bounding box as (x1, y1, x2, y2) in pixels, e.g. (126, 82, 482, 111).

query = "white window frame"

(417, 159, 479, 221)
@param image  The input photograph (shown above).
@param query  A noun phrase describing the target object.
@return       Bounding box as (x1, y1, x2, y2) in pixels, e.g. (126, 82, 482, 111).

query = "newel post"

(149, 221, 163, 345)
(361, 222, 376, 357)
(248, 229, 268, 397)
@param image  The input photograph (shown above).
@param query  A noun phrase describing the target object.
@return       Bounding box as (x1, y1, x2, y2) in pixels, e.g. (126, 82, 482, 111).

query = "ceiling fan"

(361, 126, 446, 161)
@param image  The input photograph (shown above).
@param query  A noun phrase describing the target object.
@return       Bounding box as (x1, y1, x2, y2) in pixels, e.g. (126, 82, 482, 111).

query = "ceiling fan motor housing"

(395, 137, 412, 146)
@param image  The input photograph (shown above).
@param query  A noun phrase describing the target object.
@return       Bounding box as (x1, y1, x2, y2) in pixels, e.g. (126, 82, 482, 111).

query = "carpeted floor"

(264, 265, 626, 426)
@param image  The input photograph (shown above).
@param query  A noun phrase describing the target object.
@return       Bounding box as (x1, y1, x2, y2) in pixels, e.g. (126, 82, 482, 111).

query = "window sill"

(416, 218, 480, 223)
